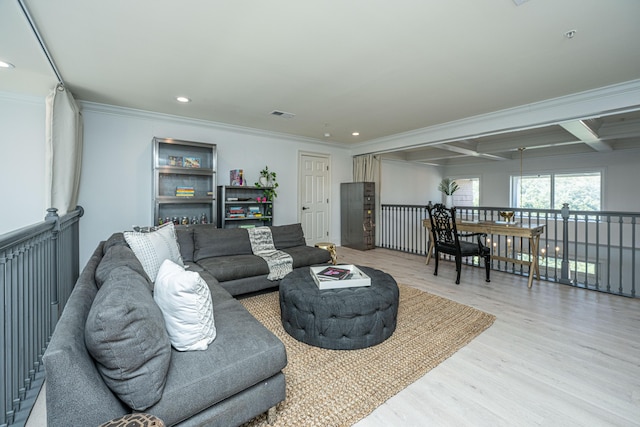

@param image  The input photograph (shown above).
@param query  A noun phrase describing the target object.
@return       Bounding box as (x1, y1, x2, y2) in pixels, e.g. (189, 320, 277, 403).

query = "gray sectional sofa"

(43, 224, 332, 426)
(177, 223, 332, 296)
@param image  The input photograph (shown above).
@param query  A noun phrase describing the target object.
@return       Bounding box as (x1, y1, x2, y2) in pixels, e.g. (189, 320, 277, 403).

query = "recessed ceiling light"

(352, 132, 360, 136)
(0, 60, 15, 69)
(176, 96, 191, 103)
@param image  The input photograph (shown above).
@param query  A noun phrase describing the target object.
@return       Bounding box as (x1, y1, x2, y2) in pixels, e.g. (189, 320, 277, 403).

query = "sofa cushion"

(154, 259, 216, 351)
(282, 246, 333, 267)
(95, 244, 151, 290)
(271, 223, 306, 249)
(193, 227, 252, 261)
(196, 255, 270, 282)
(145, 297, 287, 426)
(85, 266, 171, 411)
(124, 222, 184, 282)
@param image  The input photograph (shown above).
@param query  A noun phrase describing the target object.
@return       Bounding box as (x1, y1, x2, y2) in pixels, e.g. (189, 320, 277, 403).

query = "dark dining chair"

(427, 203, 491, 284)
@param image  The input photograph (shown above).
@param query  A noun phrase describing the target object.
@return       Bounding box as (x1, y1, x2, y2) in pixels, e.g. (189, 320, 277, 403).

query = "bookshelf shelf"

(153, 138, 217, 226)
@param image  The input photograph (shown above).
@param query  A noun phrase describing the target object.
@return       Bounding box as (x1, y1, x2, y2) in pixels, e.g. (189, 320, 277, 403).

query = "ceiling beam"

(559, 120, 612, 152)
(436, 142, 509, 161)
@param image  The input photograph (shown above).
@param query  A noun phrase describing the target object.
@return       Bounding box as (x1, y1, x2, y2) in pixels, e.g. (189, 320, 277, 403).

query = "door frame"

(297, 150, 331, 243)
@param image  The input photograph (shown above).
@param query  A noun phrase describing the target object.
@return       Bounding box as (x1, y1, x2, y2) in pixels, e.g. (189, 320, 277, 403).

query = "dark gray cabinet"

(217, 186, 274, 229)
(340, 182, 375, 250)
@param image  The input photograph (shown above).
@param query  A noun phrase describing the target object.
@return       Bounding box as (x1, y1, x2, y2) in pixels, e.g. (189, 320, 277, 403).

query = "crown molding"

(79, 101, 348, 149)
(352, 79, 640, 156)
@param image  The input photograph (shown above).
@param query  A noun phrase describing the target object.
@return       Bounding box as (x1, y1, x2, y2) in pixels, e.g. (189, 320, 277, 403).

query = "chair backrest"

(427, 203, 460, 246)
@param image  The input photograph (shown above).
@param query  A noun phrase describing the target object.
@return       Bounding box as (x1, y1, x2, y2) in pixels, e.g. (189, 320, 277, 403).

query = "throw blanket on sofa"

(247, 227, 293, 280)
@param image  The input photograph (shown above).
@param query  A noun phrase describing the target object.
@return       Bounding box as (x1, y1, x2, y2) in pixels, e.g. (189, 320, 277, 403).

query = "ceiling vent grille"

(270, 110, 296, 119)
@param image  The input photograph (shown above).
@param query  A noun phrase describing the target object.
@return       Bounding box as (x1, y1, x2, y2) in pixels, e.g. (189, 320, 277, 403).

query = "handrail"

(0, 206, 83, 426)
(379, 204, 638, 298)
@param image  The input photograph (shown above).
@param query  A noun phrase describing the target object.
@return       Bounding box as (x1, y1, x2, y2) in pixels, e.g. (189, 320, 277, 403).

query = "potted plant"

(255, 166, 279, 200)
(438, 178, 459, 206)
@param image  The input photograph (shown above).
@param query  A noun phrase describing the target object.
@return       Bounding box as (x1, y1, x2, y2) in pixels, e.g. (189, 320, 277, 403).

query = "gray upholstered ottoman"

(279, 266, 399, 350)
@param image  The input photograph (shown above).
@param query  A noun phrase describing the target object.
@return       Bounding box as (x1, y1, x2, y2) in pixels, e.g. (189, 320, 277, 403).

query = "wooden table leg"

(527, 235, 541, 288)
(425, 240, 434, 265)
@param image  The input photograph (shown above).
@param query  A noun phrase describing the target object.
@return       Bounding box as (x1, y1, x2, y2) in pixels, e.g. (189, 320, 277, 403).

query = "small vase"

(259, 176, 268, 187)
(445, 195, 453, 207)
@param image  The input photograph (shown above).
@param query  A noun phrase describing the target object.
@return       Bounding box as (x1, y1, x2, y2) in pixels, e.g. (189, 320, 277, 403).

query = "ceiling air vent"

(270, 110, 296, 119)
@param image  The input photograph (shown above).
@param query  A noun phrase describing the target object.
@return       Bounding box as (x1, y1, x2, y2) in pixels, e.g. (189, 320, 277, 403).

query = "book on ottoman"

(310, 265, 371, 290)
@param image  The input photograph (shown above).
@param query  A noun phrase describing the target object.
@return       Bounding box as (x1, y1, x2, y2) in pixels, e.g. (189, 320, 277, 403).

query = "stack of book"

(176, 186, 195, 197)
(247, 206, 261, 218)
(227, 206, 245, 218)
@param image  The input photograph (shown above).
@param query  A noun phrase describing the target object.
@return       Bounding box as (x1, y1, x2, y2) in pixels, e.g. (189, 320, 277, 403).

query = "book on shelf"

(176, 186, 195, 197)
(315, 266, 352, 281)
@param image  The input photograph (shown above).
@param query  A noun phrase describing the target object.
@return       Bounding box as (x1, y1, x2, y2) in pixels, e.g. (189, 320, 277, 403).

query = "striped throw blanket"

(247, 227, 293, 280)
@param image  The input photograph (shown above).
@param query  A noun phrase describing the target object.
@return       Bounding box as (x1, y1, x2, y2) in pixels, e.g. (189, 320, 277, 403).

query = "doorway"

(298, 152, 331, 245)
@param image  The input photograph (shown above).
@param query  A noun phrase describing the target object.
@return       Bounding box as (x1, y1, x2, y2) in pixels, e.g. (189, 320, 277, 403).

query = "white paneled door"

(299, 153, 330, 246)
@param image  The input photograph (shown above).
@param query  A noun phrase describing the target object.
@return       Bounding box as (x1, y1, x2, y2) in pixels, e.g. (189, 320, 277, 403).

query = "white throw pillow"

(154, 259, 216, 351)
(124, 222, 184, 282)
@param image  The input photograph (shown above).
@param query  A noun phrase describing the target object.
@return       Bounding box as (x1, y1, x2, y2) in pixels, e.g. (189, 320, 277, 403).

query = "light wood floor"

(341, 247, 640, 427)
(26, 247, 639, 427)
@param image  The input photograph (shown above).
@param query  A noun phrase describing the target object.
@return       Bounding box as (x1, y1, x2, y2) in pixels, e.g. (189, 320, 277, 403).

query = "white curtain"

(352, 154, 380, 183)
(45, 84, 83, 215)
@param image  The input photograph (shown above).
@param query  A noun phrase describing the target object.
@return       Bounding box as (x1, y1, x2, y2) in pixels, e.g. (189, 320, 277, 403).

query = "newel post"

(45, 208, 61, 328)
(559, 203, 572, 284)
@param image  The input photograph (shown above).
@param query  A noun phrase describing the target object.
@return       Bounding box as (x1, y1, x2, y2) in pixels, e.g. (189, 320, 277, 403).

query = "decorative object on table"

(499, 210, 515, 223)
(183, 156, 201, 168)
(314, 241, 337, 264)
(254, 166, 279, 200)
(230, 169, 244, 186)
(438, 178, 459, 207)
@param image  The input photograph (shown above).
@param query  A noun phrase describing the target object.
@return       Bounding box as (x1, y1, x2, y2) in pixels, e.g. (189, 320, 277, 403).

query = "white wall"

(78, 104, 352, 266)
(380, 159, 441, 205)
(0, 92, 47, 234)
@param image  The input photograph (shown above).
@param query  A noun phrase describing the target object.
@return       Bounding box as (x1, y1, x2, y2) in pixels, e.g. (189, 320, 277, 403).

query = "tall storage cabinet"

(340, 182, 375, 250)
(153, 138, 217, 226)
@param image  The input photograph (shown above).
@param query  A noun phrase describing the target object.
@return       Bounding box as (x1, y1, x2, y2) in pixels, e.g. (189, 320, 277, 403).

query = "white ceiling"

(2, 0, 640, 165)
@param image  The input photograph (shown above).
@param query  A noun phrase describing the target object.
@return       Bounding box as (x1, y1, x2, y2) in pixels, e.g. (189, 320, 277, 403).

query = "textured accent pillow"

(85, 266, 171, 411)
(154, 259, 216, 351)
(124, 222, 184, 282)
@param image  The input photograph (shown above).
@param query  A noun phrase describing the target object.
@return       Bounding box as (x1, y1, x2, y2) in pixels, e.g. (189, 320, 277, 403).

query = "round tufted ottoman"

(279, 266, 399, 350)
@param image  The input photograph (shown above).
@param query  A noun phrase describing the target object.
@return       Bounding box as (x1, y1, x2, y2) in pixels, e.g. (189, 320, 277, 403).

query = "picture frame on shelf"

(184, 156, 201, 168)
(168, 155, 183, 167)
(230, 169, 245, 186)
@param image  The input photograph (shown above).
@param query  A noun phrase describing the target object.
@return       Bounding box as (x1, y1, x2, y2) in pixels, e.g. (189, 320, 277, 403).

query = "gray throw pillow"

(85, 266, 171, 411)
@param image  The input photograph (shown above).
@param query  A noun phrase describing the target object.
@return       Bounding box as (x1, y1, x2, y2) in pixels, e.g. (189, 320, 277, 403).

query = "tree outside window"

(512, 172, 601, 211)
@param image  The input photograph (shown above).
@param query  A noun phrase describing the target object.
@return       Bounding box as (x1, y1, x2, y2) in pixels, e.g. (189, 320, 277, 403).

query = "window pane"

(452, 177, 479, 206)
(554, 172, 601, 210)
(515, 175, 551, 209)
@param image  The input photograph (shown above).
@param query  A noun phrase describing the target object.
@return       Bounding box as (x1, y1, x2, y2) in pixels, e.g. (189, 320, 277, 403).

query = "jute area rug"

(240, 284, 495, 427)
